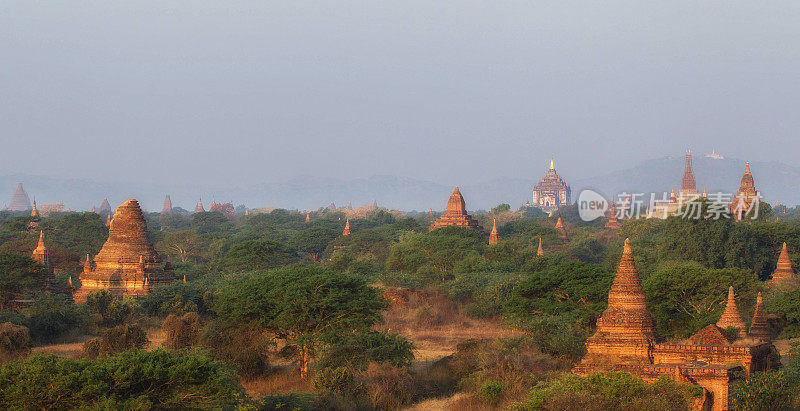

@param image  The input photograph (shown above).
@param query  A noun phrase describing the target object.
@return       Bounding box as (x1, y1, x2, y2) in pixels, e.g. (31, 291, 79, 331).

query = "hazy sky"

(2, 1, 799, 187)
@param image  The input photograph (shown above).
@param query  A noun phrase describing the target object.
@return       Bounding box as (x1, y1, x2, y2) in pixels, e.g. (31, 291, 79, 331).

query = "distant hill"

(2, 156, 798, 212)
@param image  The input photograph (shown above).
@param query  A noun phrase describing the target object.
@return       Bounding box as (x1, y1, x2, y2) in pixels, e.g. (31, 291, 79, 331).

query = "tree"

(219, 238, 297, 273)
(215, 265, 388, 379)
(491, 204, 511, 214)
(385, 227, 484, 282)
(0, 253, 47, 310)
(157, 230, 205, 263)
(287, 226, 339, 261)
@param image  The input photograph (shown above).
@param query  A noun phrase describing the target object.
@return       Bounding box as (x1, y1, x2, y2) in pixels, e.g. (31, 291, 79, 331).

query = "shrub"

(729, 369, 800, 410)
(312, 366, 364, 399)
(0, 349, 245, 409)
(24, 293, 86, 343)
(316, 330, 414, 371)
(83, 324, 148, 359)
(363, 362, 414, 410)
(84, 290, 138, 327)
(163, 312, 203, 350)
(478, 380, 503, 405)
(141, 281, 212, 317)
(200, 320, 272, 378)
(0, 322, 30, 362)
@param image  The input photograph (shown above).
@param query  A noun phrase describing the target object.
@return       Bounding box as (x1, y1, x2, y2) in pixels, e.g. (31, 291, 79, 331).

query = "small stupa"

(31, 231, 51, 273)
(716, 286, 747, 338)
(604, 202, 621, 230)
(161, 195, 173, 214)
(30, 199, 39, 218)
(342, 218, 351, 236)
(488, 219, 498, 245)
(98, 198, 112, 214)
(537, 236, 544, 256)
(769, 242, 798, 289)
(194, 198, 205, 213)
(429, 187, 483, 231)
(554, 215, 568, 243)
(729, 162, 759, 221)
(73, 199, 174, 303)
(748, 293, 770, 342)
(305, 212, 311, 223)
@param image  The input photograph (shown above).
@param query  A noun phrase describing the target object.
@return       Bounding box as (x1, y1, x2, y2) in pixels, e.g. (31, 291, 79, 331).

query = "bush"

(0, 322, 30, 362)
(363, 362, 414, 410)
(0, 349, 245, 409)
(729, 369, 800, 410)
(163, 312, 203, 350)
(200, 320, 272, 378)
(84, 290, 138, 328)
(83, 324, 148, 359)
(141, 281, 212, 317)
(316, 330, 414, 371)
(516, 372, 701, 410)
(478, 380, 503, 404)
(23, 293, 86, 343)
(312, 366, 364, 400)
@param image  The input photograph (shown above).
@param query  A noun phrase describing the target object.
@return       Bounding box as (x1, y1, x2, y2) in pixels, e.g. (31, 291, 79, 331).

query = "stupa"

(769, 242, 798, 289)
(531, 159, 571, 214)
(161, 195, 173, 214)
(73, 199, 174, 303)
(342, 218, 351, 236)
(488, 220, 498, 245)
(194, 198, 205, 213)
(30, 199, 39, 218)
(679, 150, 698, 196)
(305, 212, 311, 222)
(537, 236, 544, 256)
(209, 199, 236, 220)
(31, 231, 51, 273)
(98, 198, 112, 214)
(579, 238, 656, 366)
(429, 187, 483, 231)
(748, 293, 770, 342)
(9, 183, 31, 211)
(604, 202, 621, 230)
(716, 286, 747, 338)
(729, 162, 759, 221)
(554, 215, 568, 243)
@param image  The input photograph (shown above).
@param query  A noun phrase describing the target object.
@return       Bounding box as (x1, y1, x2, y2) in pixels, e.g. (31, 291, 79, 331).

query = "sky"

(2, 1, 799, 188)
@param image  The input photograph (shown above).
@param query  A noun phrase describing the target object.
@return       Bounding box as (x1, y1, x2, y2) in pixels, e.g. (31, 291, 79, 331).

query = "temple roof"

(161, 195, 173, 214)
(9, 183, 31, 211)
(194, 198, 205, 213)
(99, 198, 112, 213)
(605, 202, 621, 229)
(447, 187, 467, 215)
(533, 160, 570, 190)
(769, 242, 798, 289)
(93, 199, 159, 265)
(689, 324, 734, 346)
(716, 286, 747, 338)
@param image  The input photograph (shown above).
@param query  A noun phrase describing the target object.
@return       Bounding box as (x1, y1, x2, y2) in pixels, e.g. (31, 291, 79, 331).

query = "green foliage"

(0, 349, 246, 409)
(140, 280, 212, 317)
(40, 213, 107, 257)
(163, 312, 203, 350)
(215, 265, 387, 378)
(729, 369, 800, 410)
(23, 293, 87, 343)
(517, 371, 701, 410)
(0, 322, 30, 362)
(191, 212, 234, 234)
(478, 380, 503, 404)
(0, 253, 47, 310)
(767, 289, 800, 338)
(491, 204, 511, 214)
(385, 227, 484, 283)
(83, 290, 138, 328)
(510, 315, 587, 360)
(83, 324, 148, 359)
(288, 226, 339, 261)
(199, 321, 273, 378)
(316, 331, 414, 371)
(219, 238, 297, 273)
(643, 262, 759, 339)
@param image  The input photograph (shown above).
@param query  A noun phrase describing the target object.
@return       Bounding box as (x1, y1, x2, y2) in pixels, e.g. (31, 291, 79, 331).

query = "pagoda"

(98, 198, 112, 214)
(30, 199, 39, 218)
(604, 202, 621, 230)
(9, 183, 31, 211)
(554, 215, 568, 243)
(488, 220, 498, 245)
(194, 198, 205, 213)
(716, 286, 747, 338)
(342, 218, 351, 236)
(73, 199, 174, 303)
(679, 150, 698, 197)
(31, 231, 51, 273)
(531, 159, 571, 214)
(769, 242, 798, 289)
(429, 187, 482, 231)
(749, 293, 770, 342)
(161, 195, 173, 214)
(305, 212, 311, 222)
(729, 162, 759, 221)
(537, 236, 544, 256)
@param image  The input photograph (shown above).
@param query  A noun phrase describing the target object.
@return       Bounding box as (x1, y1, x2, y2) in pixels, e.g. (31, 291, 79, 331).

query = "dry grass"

(405, 392, 488, 411)
(241, 366, 313, 397)
(32, 326, 166, 359)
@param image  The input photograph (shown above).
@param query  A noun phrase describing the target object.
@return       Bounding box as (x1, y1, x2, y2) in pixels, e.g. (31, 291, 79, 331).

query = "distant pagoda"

(769, 242, 798, 290)
(73, 199, 174, 303)
(98, 198, 112, 214)
(342, 218, 351, 236)
(31, 231, 51, 273)
(194, 198, 205, 213)
(729, 162, 759, 221)
(554, 215, 568, 243)
(9, 183, 31, 211)
(749, 293, 770, 342)
(716, 286, 747, 338)
(161, 195, 173, 214)
(531, 159, 571, 215)
(605, 202, 621, 230)
(488, 220, 499, 245)
(537, 237, 544, 256)
(679, 150, 697, 196)
(429, 187, 482, 231)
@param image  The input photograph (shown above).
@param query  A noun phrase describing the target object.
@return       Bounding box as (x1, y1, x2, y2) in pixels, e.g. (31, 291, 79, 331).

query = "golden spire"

(549, 158, 555, 170)
(537, 236, 544, 256)
(31, 198, 39, 218)
(342, 218, 351, 236)
(488, 219, 498, 245)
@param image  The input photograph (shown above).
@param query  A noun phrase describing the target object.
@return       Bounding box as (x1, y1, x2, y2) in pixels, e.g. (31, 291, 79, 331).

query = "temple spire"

(680, 150, 697, 193)
(555, 215, 567, 243)
(716, 286, 747, 338)
(748, 292, 770, 342)
(342, 218, 351, 236)
(31, 198, 39, 218)
(488, 219, 498, 245)
(537, 236, 544, 256)
(305, 212, 311, 223)
(769, 242, 798, 289)
(31, 231, 50, 272)
(194, 198, 205, 213)
(549, 158, 555, 170)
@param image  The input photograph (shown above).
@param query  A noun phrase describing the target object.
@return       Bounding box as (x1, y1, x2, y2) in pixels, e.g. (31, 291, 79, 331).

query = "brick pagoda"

(729, 162, 759, 221)
(769, 242, 798, 290)
(429, 187, 482, 231)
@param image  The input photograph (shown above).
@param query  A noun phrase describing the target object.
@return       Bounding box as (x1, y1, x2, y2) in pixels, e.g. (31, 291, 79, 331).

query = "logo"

(578, 189, 608, 222)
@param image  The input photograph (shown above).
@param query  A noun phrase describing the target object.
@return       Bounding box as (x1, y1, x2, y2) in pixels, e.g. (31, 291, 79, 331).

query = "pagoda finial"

(549, 158, 555, 170)
(716, 286, 747, 338)
(488, 219, 498, 245)
(31, 198, 39, 218)
(342, 218, 351, 236)
(745, 161, 751, 174)
(182, 274, 187, 284)
(37, 230, 45, 247)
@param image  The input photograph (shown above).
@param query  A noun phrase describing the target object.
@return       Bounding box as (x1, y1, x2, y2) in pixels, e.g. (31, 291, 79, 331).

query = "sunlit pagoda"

(429, 187, 482, 231)
(73, 199, 174, 303)
(531, 159, 571, 215)
(729, 162, 759, 222)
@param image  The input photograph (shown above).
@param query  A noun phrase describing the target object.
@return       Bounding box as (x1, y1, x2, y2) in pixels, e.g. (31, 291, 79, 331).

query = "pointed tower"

(488, 219, 498, 245)
(342, 218, 351, 236)
(105, 214, 112, 227)
(532, 159, 571, 214)
(31, 231, 51, 273)
(680, 150, 697, 195)
(161, 195, 173, 214)
(604, 202, 621, 230)
(99, 198, 112, 214)
(716, 286, 747, 338)
(31, 199, 39, 218)
(347, 201, 353, 211)
(729, 162, 759, 221)
(769, 242, 798, 289)
(577, 239, 656, 370)
(194, 198, 205, 213)
(748, 292, 770, 342)
(305, 212, 311, 223)
(372, 199, 378, 210)
(429, 187, 483, 231)
(9, 183, 32, 211)
(537, 236, 544, 256)
(554, 215, 568, 243)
